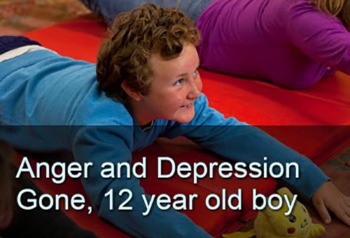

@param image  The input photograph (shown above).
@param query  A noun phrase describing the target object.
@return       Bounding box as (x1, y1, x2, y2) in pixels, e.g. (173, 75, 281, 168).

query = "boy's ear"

(121, 81, 143, 101)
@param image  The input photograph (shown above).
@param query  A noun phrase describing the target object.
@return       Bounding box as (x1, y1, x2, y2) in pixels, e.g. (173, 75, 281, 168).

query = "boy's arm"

(165, 94, 329, 199)
(173, 95, 350, 227)
(72, 127, 211, 238)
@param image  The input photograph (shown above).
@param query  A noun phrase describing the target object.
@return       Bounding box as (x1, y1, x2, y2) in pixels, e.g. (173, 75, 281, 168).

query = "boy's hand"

(312, 181, 350, 226)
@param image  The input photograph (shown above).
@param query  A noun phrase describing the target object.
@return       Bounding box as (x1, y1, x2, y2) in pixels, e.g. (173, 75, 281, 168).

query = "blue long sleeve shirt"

(0, 50, 328, 237)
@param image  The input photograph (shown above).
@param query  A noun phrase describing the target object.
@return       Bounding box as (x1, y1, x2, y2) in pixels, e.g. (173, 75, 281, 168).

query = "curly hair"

(312, 0, 350, 28)
(96, 4, 200, 103)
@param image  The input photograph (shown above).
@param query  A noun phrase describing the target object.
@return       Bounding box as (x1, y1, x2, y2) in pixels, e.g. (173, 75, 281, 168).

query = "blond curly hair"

(96, 4, 200, 102)
(312, 0, 350, 28)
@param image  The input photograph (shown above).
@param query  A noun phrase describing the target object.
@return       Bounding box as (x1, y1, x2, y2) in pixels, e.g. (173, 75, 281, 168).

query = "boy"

(0, 4, 349, 237)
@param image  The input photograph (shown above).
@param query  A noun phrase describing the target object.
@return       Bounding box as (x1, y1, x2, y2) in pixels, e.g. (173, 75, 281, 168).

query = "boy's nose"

(188, 80, 202, 99)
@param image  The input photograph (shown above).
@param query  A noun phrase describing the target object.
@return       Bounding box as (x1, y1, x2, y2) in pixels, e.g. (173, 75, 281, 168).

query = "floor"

(0, 0, 90, 36)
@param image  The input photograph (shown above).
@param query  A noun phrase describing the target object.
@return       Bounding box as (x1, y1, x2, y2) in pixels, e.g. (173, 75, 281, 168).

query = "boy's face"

(140, 43, 202, 123)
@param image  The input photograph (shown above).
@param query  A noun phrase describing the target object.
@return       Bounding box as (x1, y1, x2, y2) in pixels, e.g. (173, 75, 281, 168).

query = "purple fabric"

(196, 0, 350, 88)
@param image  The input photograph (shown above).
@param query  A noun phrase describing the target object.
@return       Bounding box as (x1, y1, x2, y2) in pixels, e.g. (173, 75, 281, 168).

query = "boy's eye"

(193, 69, 199, 79)
(174, 78, 184, 86)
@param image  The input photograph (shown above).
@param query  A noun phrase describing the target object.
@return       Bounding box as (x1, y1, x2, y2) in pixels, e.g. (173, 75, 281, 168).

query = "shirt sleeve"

(165, 94, 329, 199)
(71, 126, 211, 238)
(286, 1, 350, 73)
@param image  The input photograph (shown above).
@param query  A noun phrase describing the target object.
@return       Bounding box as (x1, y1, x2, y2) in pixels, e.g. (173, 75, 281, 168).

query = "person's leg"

(80, 0, 212, 24)
(0, 141, 14, 232)
(0, 141, 97, 238)
(2, 169, 97, 238)
(0, 36, 40, 54)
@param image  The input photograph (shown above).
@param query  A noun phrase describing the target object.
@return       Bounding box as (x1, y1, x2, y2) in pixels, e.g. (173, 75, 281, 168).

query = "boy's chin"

(174, 114, 195, 124)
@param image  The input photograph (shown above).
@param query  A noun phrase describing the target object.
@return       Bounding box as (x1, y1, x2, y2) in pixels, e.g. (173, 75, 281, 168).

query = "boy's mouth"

(181, 102, 193, 108)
